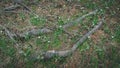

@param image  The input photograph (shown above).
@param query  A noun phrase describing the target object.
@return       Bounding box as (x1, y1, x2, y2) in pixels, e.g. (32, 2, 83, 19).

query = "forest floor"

(0, 0, 120, 68)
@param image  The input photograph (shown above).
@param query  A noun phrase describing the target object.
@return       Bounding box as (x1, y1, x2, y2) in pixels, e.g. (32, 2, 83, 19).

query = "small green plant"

(30, 15, 46, 26)
(94, 45, 105, 60)
(0, 37, 16, 57)
(92, 15, 98, 26)
(19, 12, 26, 21)
(36, 35, 50, 50)
(57, 17, 64, 26)
(91, 56, 98, 68)
(114, 26, 120, 42)
(79, 41, 90, 52)
(24, 34, 31, 41)
(52, 28, 63, 48)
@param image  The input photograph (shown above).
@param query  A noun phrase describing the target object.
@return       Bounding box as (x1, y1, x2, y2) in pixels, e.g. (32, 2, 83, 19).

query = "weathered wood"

(4, 4, 20, 11)
(63, 10, 98, 29)
(41, 19, 103, 59)
(19, 28, 52, 37)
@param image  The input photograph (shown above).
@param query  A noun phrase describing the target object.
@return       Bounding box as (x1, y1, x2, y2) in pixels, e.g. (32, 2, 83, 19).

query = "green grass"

(36, 35, 50, 50)
(57, 17, 65, 26)
(114, 26, 120, 42)
(19, 12, 26, 21)
(0, 0, 120, 68)
(79, 41, 90, 52)
(0, 37, 16, 57)
(52, 28, 63, 48)
(30, 15, 46, 26)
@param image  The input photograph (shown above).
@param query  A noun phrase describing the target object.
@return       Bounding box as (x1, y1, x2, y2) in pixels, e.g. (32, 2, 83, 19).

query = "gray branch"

(4, 4, 20, 11)
(0, 24, 20, 50)
(19, 28, 52, 38)
(41, 19, 103, 59)
(63, 10, 98, 29)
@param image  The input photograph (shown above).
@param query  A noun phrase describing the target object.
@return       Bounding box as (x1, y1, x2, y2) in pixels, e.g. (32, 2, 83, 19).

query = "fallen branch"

(42, 10, 98, 37)
(19, 28, 53, 38)
(4, 4, 20, 11)
(3, 1, 37, 16)
(41, 19, 103, 59)
(4, 11, 20, 13)
(0, 24, 52, 45)
(63, 10, 98, 29)
(3, 28, 53, 39)
(0, 24, 20, 49)
(0, 25, 17, 45)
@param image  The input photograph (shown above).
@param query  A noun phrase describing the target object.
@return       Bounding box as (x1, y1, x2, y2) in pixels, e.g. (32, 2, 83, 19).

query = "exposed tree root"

(0, 10, 103, 60)
(1, 27, 52, 39)
(18, 28, 52, 38)
(0, 24, 21, 52)
(63, 10, 98, 29)
(3, 1, 40, 17)
(41, 19, 103, 59)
